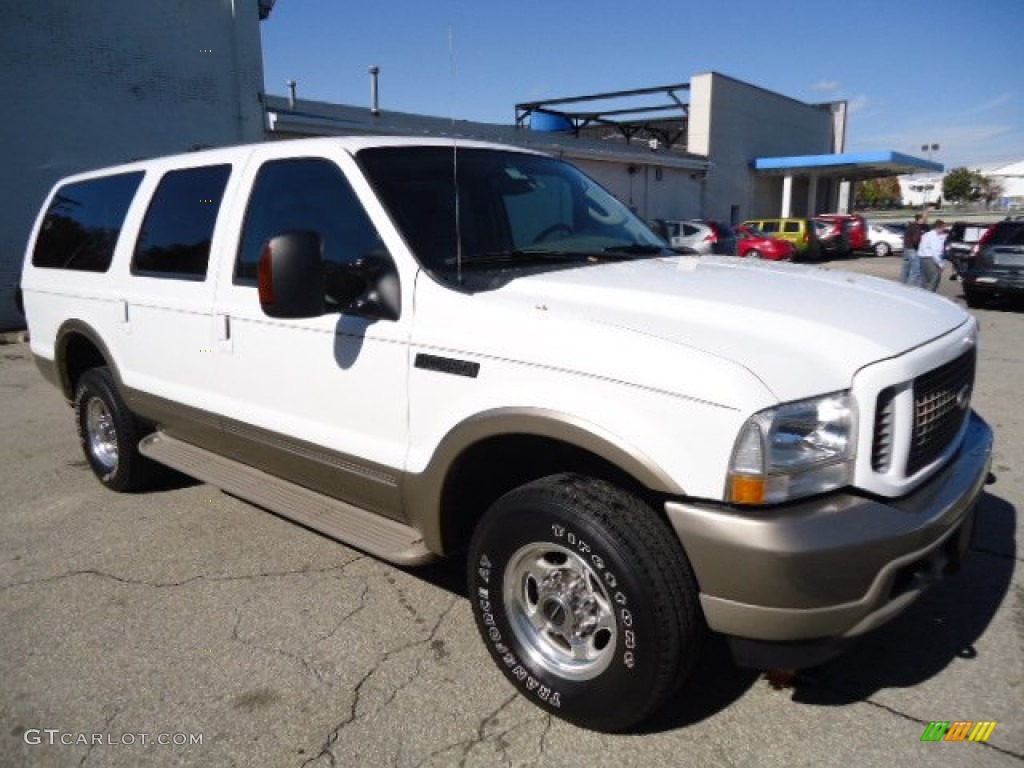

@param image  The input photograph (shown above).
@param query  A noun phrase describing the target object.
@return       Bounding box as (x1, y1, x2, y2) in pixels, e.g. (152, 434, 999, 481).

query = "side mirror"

(258, 231, 326, 318)
(331, 248, 400, 322)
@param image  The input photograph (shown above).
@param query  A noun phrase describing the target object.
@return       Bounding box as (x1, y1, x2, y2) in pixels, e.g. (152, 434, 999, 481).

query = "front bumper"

(664, 412, 993, 667)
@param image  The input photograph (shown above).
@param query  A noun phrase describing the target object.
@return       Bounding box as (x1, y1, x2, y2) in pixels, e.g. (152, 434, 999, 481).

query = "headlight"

(726, 392, 856, 504)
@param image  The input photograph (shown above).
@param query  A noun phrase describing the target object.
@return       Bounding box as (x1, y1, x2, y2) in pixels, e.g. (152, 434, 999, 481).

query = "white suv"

(21, 136, 992, 731)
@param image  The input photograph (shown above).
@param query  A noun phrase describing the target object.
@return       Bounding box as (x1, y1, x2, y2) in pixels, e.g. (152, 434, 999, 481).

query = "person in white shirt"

(918, 220, 948, 292)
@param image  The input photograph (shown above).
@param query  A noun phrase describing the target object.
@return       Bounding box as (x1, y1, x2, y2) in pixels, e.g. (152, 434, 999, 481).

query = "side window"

(32, 172, 144, 272)
(783, 221, 800, 234)
(132, 164, 231, 280)
(760, 221, 779, 234)
(236, 157, 385, 283)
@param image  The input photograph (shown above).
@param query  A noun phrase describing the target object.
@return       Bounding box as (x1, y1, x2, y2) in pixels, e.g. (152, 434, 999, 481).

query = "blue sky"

(261, 0, 1024, 170)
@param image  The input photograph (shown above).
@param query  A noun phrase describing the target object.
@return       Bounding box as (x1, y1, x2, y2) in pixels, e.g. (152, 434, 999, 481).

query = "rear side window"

(783, 221, 800, 233)
(32, 172, 144, 272)
(133, 164, 232, 280)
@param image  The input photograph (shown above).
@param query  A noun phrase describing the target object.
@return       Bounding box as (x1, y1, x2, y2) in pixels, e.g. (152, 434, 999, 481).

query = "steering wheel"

(533, 223, 572, 243)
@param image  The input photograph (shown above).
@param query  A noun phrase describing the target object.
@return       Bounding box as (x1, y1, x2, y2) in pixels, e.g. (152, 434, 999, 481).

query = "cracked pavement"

(1, 256, 1022, 767)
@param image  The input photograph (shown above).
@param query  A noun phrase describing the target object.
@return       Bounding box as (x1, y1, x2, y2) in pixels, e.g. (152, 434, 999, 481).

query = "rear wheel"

(74, 367, 158, 492)
(747, 249, 762, 260)
(467, 474, 702, 732)
(874, 242, 892, 257)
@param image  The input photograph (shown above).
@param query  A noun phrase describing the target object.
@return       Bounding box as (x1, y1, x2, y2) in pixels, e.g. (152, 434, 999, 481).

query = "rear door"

(115, 158, 240, 430)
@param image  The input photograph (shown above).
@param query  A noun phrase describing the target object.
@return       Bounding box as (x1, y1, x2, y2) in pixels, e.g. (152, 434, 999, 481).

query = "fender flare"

(404, 407, 685, 553)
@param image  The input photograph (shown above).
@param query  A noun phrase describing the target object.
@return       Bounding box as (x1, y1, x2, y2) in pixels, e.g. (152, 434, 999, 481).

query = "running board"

(139, 432, 434, 566)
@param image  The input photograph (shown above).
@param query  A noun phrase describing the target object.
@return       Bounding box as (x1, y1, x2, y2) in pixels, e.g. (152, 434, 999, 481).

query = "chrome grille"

(907, 348, 975, 475)
(871, 387, 896, 472)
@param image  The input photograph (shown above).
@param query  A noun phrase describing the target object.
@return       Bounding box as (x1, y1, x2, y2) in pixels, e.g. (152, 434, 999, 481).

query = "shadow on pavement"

(639, 632, 759, 733)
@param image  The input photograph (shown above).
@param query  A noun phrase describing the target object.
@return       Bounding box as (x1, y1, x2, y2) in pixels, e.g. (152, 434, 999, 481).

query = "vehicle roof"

(48, 135, 546, 185)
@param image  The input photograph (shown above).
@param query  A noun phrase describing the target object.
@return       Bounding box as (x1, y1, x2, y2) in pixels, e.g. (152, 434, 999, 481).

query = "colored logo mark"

(920, 720, 996, 742)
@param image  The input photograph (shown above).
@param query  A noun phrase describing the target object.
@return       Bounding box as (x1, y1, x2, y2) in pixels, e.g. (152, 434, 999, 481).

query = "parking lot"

(1, 254, 1021, 768)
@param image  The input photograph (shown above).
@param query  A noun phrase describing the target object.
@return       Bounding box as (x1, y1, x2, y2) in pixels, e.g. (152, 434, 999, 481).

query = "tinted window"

(133, 165, 231, 279)
(32, 172, 144, 272)
(236, 158, 385, 282)
(990, 222, 1024, 246)
(357, 146, 660, 277)
(783, 221, 800, 233)
(760, 221, 780, 233)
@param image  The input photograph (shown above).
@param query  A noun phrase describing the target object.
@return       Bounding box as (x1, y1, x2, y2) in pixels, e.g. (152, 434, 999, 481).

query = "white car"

(867, 221, 905, 257)
(21, 136, 992, 732)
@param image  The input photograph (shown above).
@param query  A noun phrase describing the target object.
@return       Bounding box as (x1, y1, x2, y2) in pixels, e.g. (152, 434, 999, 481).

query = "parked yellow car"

(741, 217, 821, 260)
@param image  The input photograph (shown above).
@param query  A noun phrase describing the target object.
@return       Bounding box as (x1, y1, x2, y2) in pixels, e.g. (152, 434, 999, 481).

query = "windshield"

(356, 146, 669, 289)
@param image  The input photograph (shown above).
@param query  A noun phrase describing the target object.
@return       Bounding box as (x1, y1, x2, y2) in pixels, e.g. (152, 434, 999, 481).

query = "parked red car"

(733, 225, 796, 261)
(813, 214, 868, 257)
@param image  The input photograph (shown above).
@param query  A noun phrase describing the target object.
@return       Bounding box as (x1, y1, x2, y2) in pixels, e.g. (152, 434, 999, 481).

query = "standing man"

(901, 212, 925, 286)
(919, 219, 948, 292)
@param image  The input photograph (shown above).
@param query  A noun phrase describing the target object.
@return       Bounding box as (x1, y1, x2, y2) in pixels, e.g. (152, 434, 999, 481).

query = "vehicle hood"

(481, 255, 969, 403)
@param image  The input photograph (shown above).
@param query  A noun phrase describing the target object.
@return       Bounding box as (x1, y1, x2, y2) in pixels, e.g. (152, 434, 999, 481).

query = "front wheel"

(874, 242, 892, 257)
(467, 474, 702, 732)
(963, 288, 986, 309)
(747, 249, 762, 260)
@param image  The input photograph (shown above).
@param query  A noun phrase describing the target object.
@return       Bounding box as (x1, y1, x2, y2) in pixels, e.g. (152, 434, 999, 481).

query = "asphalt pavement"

(0, 254, 1021, 767)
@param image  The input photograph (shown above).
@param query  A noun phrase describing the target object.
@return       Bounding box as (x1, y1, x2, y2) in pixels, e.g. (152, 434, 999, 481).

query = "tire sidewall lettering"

(473, 515, 649, 713)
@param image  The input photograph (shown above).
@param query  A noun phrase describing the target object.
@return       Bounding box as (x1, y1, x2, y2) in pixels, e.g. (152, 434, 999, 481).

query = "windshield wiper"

(601, 244, 668, 257)
(451, 249, 590, 267)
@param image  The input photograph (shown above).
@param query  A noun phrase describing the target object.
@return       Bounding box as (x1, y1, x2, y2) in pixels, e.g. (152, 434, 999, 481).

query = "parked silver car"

(658, 218, 737, 255)
(867, 221, 905, 257)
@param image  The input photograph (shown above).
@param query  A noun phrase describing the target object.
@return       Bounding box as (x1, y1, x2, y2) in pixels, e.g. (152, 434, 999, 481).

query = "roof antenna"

(449, 24, 463, 285)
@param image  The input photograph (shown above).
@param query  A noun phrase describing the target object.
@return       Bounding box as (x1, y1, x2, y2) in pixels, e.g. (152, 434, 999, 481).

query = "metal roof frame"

(515, 83, 690, 149)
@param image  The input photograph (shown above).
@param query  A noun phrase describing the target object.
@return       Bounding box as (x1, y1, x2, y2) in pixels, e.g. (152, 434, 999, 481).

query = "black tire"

(74, 367, 157, 492)
(747, 249, 762, 260)
(874, 242, 891, 257)
(963, 289, 985, 309)
(467, 473, 702, 732)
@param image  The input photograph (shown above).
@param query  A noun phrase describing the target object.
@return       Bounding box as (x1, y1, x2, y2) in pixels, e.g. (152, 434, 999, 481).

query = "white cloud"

(847, 94, 869, 114)
(812, 79, 841, 91)
(967, 92, 1014, 114)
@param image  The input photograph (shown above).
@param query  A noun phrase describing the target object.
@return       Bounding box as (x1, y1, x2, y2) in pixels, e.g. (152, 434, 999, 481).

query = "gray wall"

(575, 162, 702, 222)
(690, 72, 837, 222)
(0, 0, 268, 330)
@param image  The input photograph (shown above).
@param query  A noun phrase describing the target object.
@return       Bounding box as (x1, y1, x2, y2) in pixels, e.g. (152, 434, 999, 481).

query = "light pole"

(919, 143, 940, 207)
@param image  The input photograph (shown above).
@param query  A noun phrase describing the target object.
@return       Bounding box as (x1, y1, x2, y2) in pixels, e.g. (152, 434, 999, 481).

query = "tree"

(854, 176, 903, 208)
(943, 167, 980, 204)
(976, 174, 1005, 208)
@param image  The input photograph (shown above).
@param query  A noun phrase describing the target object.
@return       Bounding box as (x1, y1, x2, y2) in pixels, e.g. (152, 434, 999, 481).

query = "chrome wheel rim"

(503, 541, 617, 680)
(85, 398, 118, 472)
